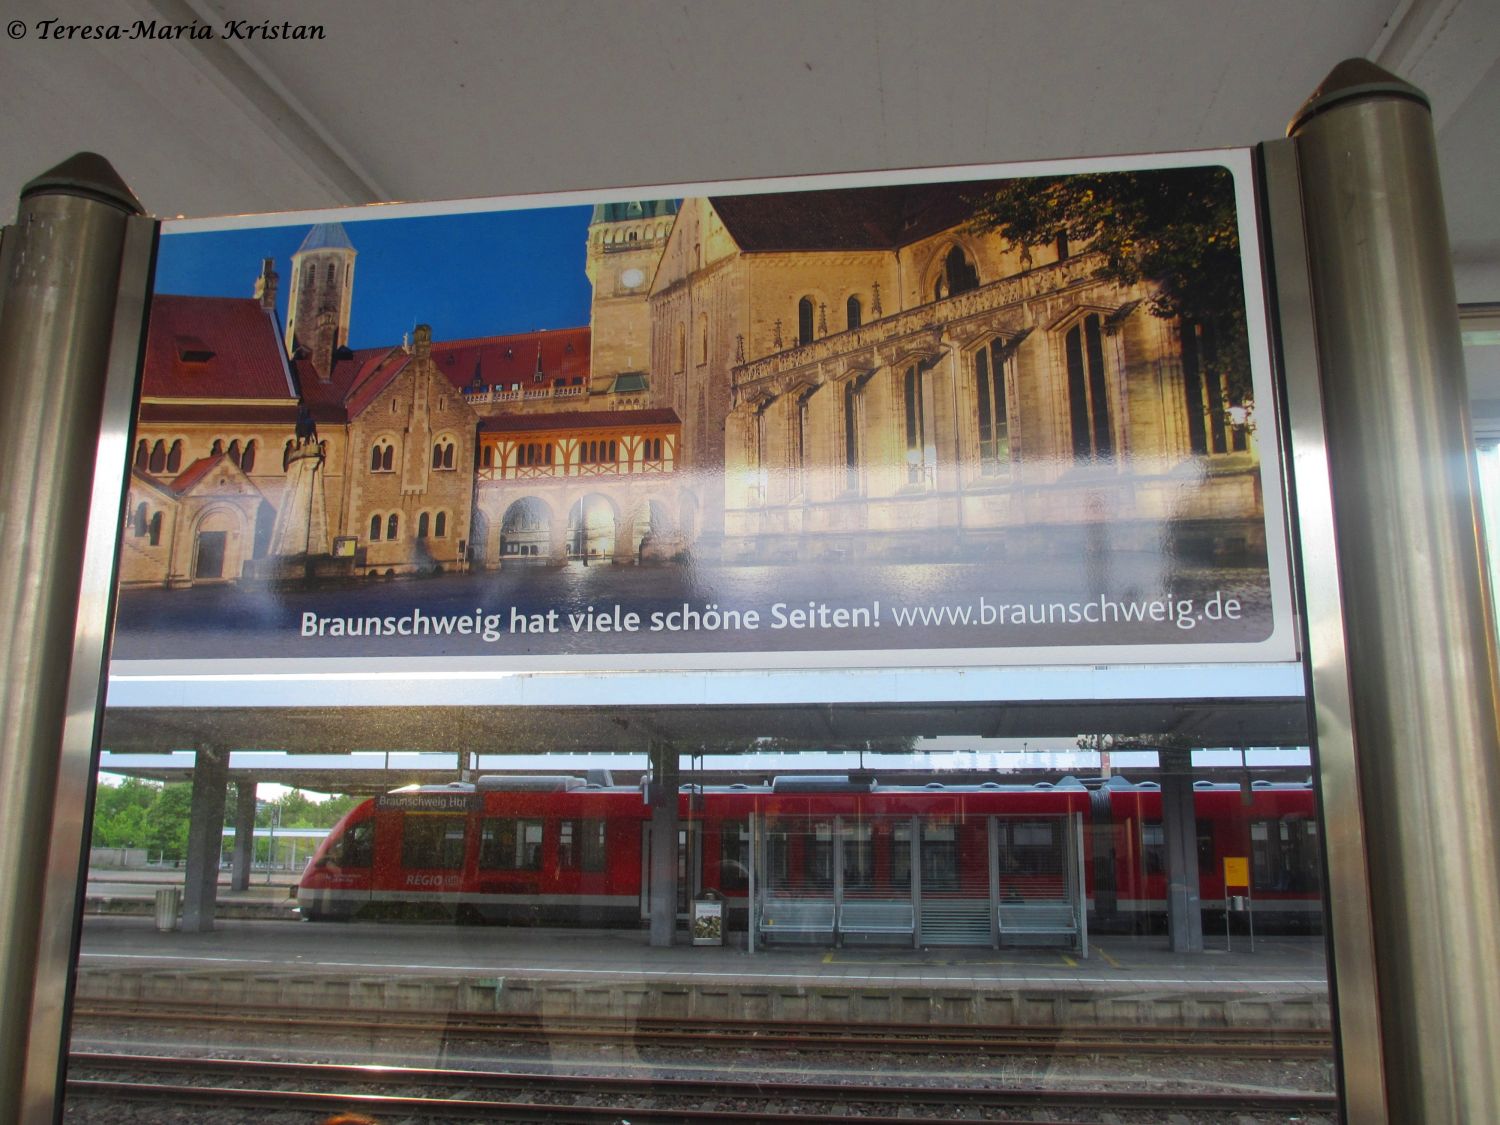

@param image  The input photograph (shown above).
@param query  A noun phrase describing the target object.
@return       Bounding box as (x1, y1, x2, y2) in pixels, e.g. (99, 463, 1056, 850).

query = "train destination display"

(109, 151, 1294, 676)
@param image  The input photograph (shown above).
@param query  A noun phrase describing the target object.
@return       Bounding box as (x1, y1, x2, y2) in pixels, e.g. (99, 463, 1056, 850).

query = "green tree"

(90, 777, 162, 849)
(144, 783, 194, 862)
(968, 166, 1252, 405)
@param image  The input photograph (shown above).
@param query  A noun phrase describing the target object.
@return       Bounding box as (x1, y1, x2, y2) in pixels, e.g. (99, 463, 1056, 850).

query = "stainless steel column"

(1290, 60, 1500, 1122)
(0, 154, 149, 1125)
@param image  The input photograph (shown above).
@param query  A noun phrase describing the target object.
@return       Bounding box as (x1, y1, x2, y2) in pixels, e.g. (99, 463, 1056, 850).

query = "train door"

(638, 822, 701, 925)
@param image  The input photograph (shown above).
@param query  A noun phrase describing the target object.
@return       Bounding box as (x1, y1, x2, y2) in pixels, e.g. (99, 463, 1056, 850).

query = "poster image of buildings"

(111, 155, 1293, 671)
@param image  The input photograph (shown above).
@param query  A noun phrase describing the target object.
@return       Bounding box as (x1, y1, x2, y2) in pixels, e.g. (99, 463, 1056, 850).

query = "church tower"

(585, 200, 676, 397)
(284, 222, 356, 378)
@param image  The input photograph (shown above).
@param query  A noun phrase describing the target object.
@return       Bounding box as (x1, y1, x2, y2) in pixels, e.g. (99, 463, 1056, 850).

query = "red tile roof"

(142, 296, 296, 402)
(479, 407, 679, 434)
(435, 328, 591, 392)
(167, 455, 227, 495)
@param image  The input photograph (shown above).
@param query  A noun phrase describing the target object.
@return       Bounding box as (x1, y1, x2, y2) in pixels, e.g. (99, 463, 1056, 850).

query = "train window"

(560, 819, 607, 872)
(892, 822, 912, 887)
(1197, 817, 1216, 873)
(1003, 818, 1061, 879)
(480, 817, 543, 871)
(400, 816, 467, 870)
(329, 818, 373, 868)
(841, 820, 875, 889)
(1141, 820, 1166, 877)
(921, 820, 959, 890)
(719, 820, 749, 892)
(1251, 818, 1323, 892)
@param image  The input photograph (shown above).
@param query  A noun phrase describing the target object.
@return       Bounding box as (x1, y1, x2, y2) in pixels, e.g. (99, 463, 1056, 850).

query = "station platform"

(74, 913, 1330, 1031)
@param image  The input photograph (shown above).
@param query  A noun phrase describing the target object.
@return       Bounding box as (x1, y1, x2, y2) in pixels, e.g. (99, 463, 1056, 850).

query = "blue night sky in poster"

(152, 206, 596, 350)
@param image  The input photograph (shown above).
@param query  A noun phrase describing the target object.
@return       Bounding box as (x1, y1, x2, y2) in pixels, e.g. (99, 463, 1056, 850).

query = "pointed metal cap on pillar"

(20, 152, 144, 215)
(1288, 58, 1431, 136)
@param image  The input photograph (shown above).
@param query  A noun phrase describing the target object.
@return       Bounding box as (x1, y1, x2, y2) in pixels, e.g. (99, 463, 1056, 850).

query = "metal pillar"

(181, 747, 229, 932)
(1289, 59, 1500, 1122)
(231, 780, 257, 892)
(1159, 755, 1203, 954)
(647, 741, 679, 947)
(0, 155, 148, 1125)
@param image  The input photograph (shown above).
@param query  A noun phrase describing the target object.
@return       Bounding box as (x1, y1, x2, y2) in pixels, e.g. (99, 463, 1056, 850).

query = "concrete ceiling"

(4, 0, 1496, 392)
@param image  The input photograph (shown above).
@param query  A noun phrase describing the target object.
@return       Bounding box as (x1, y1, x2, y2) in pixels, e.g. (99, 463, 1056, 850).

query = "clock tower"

(585, 200, 677, 398)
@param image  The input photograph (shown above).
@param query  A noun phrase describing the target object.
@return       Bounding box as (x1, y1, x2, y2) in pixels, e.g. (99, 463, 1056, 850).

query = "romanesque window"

(1065, 314, 1114, 461)
(904, 365, 932, 485)
(798, 298, 815, 346)
(1180, 320, 1246, 456)
(148, 512, 162, 547)
(432, 439, 455, 470)
(369, 514, 382, 541)
(148, 441, 166, 474)
(434, 511, 447, 538)
(371, 440, 395, 472)
(418, 512, 430, 539)
(227, 439, 242, 466)
(134, 441, 148, 470)
(847, 295, 862, 330)
(132, 502, 148, 537)
(240, 440, 256, 473)
(166, 440, 183, 474)
(934, 246, 979, 300)
(975, 340, 1011, 476)
(211, 439, 224, 456)
(386, 513, 399, 540)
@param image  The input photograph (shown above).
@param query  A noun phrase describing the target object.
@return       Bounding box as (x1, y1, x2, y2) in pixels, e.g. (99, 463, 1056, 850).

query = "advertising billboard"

(109, 150, 1294, 678)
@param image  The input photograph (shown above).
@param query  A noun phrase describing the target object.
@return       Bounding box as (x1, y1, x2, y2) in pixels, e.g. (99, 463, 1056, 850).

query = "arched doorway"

(192, 509, 241, 583)
(499, 497, 550, 561)
(567, 494, 617, 562)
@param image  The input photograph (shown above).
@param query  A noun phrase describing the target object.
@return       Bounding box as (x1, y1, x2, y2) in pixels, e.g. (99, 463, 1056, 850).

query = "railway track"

(67, 1051, 1340, 1123)
(73, 998, 1334, 1058)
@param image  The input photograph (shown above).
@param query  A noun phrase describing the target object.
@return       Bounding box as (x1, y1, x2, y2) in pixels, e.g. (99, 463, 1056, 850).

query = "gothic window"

(798, 297, 815, 346)
(1180, 320, 1245, 456)
(432, 440, 455, 469)
(843, 381, 864, 493)
(699, 313, 709, 365)
(371, 440, 395, 472)
(148, 441, 166, 474)
(369, 514, 382, 541)
(166, 440, 183, 474)
(386, 513, 399, 540)
(904, 365, 932, 485)
(418, 512, 430, 539)
(133, 440, 148, 470)
(793, 392, 810, 495)
(1065, 314, 1114, 461)
(943, 246, 979, 297)
(434, 511, 447, 538)
(975, 340, 1011, 476)
(847, 295, 862, 330)
(147, 511, 162, 547)
(240, 440, 256, 473)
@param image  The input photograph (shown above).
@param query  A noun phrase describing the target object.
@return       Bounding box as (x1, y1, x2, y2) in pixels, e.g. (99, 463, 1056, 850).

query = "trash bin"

(154, 887, 181, 932)
(692, 895, 723, 946)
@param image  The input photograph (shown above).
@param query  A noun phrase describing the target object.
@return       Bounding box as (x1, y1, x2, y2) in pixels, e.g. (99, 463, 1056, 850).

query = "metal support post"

(1288, 59, 1500, 1123)
(0, 154, 148, 1125)
(1160, 751, 1203, 953)
(181, 747, 229, 932)
(231, 781, 257, 892)
(647, 741, 679, 947)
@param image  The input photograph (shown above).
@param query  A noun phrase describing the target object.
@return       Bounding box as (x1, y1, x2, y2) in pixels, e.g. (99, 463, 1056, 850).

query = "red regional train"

(297, 774, 1323, 936)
